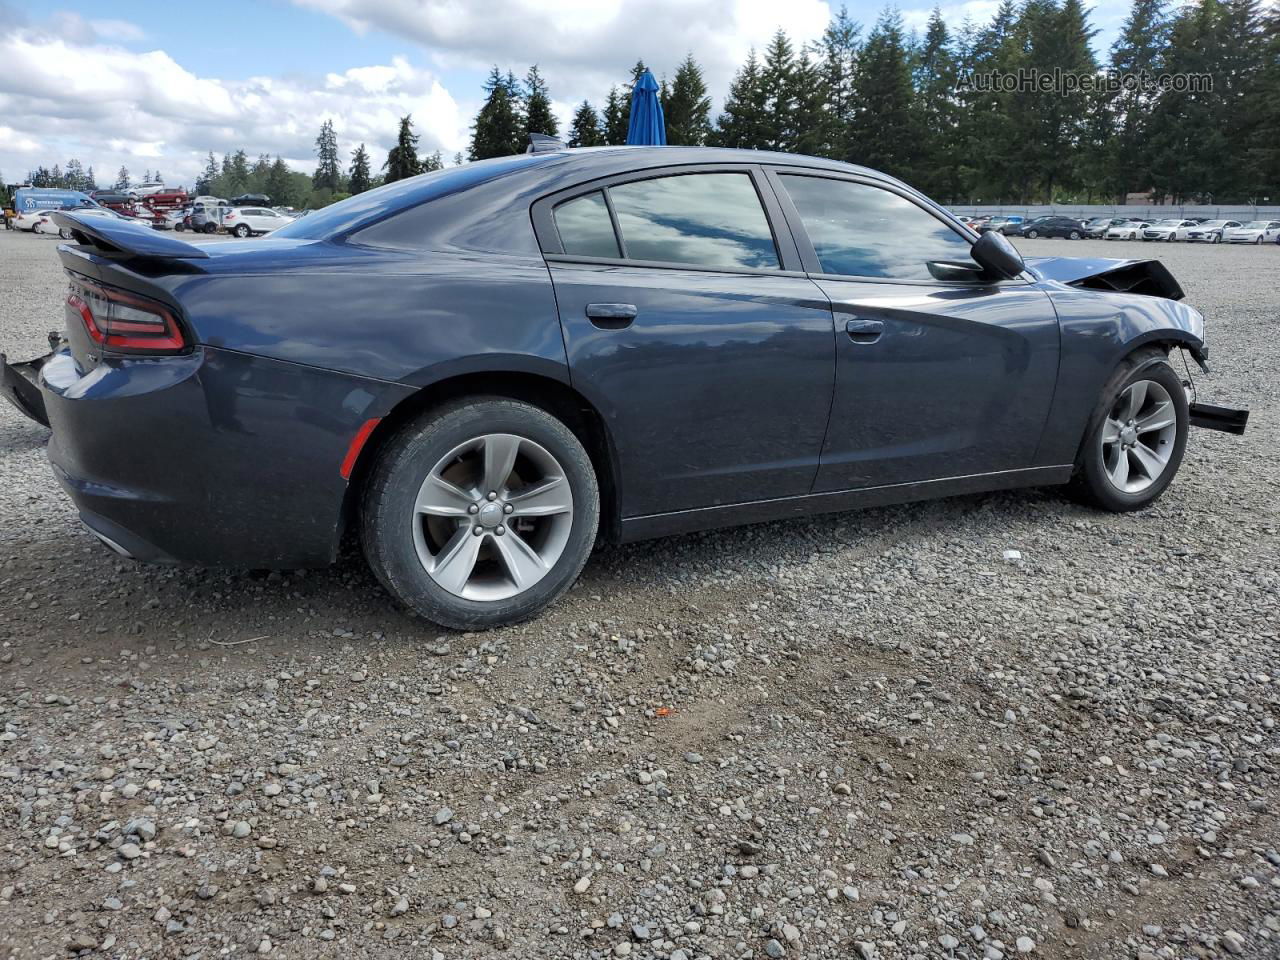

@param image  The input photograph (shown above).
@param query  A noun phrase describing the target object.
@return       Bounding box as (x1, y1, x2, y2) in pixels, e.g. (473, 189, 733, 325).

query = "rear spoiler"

(52, 211, 209, 260)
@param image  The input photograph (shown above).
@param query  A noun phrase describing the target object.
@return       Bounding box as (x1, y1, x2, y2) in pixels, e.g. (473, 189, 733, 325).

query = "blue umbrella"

(626, 69, 667, 145)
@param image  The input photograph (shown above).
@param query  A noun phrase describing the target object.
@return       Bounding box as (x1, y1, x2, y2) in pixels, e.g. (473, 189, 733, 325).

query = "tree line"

(466, 0, 1279, 205)
(6, 0, 1274, 209)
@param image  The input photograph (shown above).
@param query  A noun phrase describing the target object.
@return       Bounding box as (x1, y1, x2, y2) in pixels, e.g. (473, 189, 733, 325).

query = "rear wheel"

(1069, 230, 1081, 240)
(1068, 353, 1188, 512)
(233, 224, 250, 238)
(361, 398, 600, 630)
(1026, 229, 1039, 239)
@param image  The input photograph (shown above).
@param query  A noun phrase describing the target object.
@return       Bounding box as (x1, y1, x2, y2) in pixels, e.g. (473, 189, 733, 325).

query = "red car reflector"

(340, 418, 382, 479)
(66, 275, 186, 353)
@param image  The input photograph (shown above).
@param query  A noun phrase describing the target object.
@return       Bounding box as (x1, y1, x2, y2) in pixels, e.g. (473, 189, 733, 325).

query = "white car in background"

(1104, 220, 1148, 240)
(1221, 220, 1280, 244)
(221, 206, 294, 238)
(1184, 220, 1242, 243)
(1141, 218, 1198, 242)
(126, 182, 169, 198)
(11, 207, 71, 231)
(33, 206, 143, 238)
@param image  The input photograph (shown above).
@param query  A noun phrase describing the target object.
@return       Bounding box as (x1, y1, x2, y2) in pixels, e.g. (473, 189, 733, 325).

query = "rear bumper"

(1, 351, 50, 426)
(36, 346, 413, 568)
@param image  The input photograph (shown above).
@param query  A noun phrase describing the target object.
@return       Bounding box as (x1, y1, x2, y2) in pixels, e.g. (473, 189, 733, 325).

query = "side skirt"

(618, 465, 1074, 543)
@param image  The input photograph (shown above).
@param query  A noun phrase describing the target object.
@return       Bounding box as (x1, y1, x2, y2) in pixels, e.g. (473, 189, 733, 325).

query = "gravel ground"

(0, 229, 1277, 960)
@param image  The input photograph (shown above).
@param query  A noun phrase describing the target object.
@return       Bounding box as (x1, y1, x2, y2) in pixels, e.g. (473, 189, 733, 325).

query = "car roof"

(272, 146, 914, 253)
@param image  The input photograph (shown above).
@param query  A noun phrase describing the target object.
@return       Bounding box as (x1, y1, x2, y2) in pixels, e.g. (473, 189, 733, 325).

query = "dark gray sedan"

(2, 144, 1247, 629)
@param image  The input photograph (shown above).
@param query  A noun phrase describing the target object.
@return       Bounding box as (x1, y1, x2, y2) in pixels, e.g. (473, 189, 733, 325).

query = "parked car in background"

(6, 145, 1244, 629)
(222, 206, 293, 237)
(182, 206, 222, 233)
(1185, 220, 1242, 243)
(229, 193, 271, 208)
(1221, 220, 1280, 244)
(1105, 220, 1149, 240)
(11, 207, 64, 231)
(1008, 216, 1085, 239)
(1084, 217, 1126, 238)
(1142, 219, 1199, 242)
(126, 182, 168, 198)
(88, 191, 134, 213)
(34, 206, 138, 238)
(980, 216, 1023, 233)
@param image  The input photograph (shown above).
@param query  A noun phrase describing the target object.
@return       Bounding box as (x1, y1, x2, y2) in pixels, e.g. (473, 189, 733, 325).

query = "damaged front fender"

(1025, 255, 1185, 301)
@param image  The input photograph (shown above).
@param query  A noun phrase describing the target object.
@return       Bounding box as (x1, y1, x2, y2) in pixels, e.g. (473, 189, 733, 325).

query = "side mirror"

(927, 260, 986, 282)
(971, 229, 1025, 280)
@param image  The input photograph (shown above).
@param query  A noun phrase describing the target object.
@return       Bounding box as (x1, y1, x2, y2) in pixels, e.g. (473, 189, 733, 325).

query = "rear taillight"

(67, 275, 186, 353)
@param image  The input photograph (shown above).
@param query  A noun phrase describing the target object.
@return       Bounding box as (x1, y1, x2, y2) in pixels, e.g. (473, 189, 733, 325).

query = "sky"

(0, 0, 1136, 190)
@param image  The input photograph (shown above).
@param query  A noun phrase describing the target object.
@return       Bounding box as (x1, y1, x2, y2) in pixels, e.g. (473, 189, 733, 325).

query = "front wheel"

(361, 398, 600, 630)
(1069, 230, 1081, 240)
(1068, 353, 1188, 512)
(1025, 229, 1039, 239)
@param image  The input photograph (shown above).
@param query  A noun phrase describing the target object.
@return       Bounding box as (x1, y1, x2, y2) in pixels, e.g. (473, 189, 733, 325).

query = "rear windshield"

(274, 153, 555, 242)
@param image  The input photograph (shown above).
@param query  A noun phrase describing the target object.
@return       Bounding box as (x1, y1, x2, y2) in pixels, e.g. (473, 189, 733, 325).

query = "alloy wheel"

(1099, 379, 1178, 494)
(411, 433, 574, 601)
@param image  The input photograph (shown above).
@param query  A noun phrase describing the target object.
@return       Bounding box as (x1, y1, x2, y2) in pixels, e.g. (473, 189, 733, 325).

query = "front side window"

(778, 175, 975, 281)
(553, 191, 620, 258)
(607, 173, 779, 269)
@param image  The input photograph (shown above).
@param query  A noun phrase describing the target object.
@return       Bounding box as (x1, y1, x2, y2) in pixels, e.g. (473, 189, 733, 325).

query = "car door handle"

(586, 303, 638, 329)
(845, 318, 884, 343)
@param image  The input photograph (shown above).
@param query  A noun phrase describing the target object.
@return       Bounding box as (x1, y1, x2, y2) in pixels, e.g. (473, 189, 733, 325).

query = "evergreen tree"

(712, 50, 767, 147)
(846, 10, 916, 177)
(758, 30, 798, 150)
(816, 6, 862, 157)
(153, 169, 164, 184)
(602, 86, 629, 144)
(84, 165, 96, 191)
(114, 166, 131, 191)
(65, 158, 85, 191)
(265, 156, 294, 206)
(568, 101, 604, 147)
(197, 152, 218, 195)
(1247, 3, 1280, 195)
(348, 143, 372, 193)
(470, 66, 525, 159)
(384, 116, 422, 183)
(453, 152, 465, 166)
(911, 8, 961, 199)
(523, 65, 558, 139)
(421, 150, 444, 172)
(313, 119, 341, 192)
(1104, 0, 1169, 201)
(662, 54, 712, 145)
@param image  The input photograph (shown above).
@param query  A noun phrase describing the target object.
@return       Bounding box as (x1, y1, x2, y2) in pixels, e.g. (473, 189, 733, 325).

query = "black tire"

(205, 223, 218, 234)
(233, 224, 250, 238)
(361, 397, 600, 630)
(1026, 229, 1039, 239)
(1067, 351, 1188, 512)
(59, 227, 72, 240)
(1069, 230, 1081, 240)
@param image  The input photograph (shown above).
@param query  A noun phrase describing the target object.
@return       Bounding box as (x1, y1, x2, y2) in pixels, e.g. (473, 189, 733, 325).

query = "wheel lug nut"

(468, 504, 479, 514)
(495, 525, 505, 536)
(487, 491, 497, 500)
(503, 504, 513, 514)
(473, 526, 483, 536)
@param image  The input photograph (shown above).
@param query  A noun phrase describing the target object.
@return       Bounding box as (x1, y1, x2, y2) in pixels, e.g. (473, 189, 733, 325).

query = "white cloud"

(0, 22, 468, 187)
(293, 0, 833, 111)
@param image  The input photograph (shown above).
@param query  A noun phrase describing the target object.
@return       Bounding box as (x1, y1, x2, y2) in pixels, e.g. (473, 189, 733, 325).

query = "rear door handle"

(845, 318, 884, 343)
(586, 303, 638, 329)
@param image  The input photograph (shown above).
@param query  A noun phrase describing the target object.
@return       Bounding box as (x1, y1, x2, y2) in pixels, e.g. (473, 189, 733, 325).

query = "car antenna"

(526, 133, 566, 154)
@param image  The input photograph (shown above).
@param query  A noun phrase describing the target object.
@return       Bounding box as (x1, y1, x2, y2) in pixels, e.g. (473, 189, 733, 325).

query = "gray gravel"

(1, 230, 1277, 959)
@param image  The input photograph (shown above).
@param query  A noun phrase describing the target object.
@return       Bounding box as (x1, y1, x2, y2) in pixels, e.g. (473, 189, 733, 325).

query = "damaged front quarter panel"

(1029, 256, 1224, 463)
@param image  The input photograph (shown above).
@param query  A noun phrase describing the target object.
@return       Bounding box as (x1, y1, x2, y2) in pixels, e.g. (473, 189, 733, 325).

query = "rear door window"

(553, 192, 620, 258)
(607, 173, 779, 269)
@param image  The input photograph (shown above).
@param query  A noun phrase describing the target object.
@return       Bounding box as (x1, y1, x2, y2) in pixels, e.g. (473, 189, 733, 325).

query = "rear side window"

(779, 175, 974, 280)
(608, 173, 779, 269)
(554, 192, 620, 258)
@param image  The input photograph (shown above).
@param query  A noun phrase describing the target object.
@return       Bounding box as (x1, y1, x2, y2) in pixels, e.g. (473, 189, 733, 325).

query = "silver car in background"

(1142, 218, 1198, 242)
